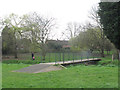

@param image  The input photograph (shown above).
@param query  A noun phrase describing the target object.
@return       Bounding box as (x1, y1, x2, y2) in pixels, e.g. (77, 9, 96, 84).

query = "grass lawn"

(2, 62, 118, 88)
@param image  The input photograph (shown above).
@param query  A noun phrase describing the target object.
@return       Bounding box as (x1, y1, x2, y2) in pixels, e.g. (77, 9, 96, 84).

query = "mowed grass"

(2, 63, 118, 88)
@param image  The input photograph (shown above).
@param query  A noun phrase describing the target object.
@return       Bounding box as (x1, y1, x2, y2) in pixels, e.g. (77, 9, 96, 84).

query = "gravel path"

(13, 63, 64, 73)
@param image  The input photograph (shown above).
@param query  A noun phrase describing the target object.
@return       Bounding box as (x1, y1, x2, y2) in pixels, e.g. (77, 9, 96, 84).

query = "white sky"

(0, 0, 100, 39)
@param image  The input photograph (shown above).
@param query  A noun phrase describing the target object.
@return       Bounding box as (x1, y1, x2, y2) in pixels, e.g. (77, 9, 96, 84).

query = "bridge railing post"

(68, 52, 69, 61)
(59, 52, 61, 61)
(87, 51, 89, 60)
(63, 52, 64, 64)
(81, 55, 82, 61)
(73, 53, 74, 62)
(93, 55, 94, 60)
(55, 53, 56, 64)
(80, 52, 81, 60)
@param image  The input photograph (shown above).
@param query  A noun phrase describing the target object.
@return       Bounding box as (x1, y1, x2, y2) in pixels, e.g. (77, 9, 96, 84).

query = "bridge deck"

(45, 58, 101, 65)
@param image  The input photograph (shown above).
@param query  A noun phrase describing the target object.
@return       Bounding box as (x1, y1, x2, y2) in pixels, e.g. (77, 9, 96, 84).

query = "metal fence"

(2, 51, 102, 63)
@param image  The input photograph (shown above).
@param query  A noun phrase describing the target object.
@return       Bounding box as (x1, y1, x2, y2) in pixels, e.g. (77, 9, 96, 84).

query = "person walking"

(32, 52, 35, 60)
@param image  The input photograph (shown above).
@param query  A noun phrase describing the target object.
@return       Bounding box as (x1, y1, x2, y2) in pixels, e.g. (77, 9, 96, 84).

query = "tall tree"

(89, 6, 105, 57)
(2, 13, 27, 58)
(98, 2, 120, 60)
(2, 26, 14, 54)
(71, 24, 113, 56)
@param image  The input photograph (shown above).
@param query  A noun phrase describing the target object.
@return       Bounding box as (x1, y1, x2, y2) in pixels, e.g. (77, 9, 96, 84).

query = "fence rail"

(2, 51, 102, 63)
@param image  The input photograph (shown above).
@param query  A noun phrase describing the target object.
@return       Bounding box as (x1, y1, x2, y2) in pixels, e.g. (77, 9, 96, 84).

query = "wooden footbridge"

(13, 58, 101, 73)
(46, 58, 101, 66)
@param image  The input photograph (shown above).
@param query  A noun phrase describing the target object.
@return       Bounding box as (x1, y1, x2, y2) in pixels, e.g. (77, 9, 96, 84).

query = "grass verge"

(2, 63, 118, 88)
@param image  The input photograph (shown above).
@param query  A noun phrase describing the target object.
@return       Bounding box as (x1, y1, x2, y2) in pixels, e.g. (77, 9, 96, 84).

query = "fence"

(2, 51, 102, 63)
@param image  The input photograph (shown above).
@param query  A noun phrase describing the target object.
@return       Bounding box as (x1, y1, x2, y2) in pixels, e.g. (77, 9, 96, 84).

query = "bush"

(98, 59, 118, 67)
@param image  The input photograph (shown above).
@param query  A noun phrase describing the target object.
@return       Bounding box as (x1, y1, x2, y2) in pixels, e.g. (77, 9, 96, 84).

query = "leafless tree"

(25, 12, 55, 60)
(61, 22, 82, 40)
(88, 5, 105, 57)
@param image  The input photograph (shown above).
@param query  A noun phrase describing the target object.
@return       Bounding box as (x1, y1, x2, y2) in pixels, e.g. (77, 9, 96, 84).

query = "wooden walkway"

(45, 58, 101, 65)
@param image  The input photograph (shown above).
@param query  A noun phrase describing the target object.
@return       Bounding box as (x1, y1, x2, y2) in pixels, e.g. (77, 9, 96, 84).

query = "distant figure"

(32, 52, 35, 60)
(33, 56, 35, 60)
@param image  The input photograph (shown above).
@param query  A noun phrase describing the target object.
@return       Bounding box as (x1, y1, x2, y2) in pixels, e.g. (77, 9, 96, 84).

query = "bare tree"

(25, 12, 55, 60)
(88, 5, 105, 57)
(61, 22, 82, 40)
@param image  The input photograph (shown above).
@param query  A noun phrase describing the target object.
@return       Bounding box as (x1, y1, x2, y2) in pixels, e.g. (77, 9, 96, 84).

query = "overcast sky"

(0, 0, 100, 39)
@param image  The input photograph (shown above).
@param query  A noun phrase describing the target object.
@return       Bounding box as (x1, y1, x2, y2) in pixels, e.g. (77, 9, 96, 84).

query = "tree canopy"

(98, 2, 120, 50)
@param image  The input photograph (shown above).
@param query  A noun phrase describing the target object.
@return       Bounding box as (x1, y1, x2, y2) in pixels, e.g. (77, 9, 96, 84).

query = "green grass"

(2, 63, 118, 88)
(2, 60, 41, 64)
(104, 51, 113, 55)
(2, 55, 119, 88)
(98, 55, 119, 66)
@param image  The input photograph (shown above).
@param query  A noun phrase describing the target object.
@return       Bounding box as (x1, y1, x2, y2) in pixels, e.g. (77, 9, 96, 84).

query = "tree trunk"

(108, 50, 110, 55)
(41, 43, 46, 61)
(101, 49, 105, 57)
(107, 50, 108, 55)
(41, 48, 46, 61)
(101, 29, 105, 57)
(14, 42, 18, 58)
(100, 45, 105, 57)
(118, 50, 120, 60)
(14, 35, 18, 59)
(42, 54, 46, 61)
